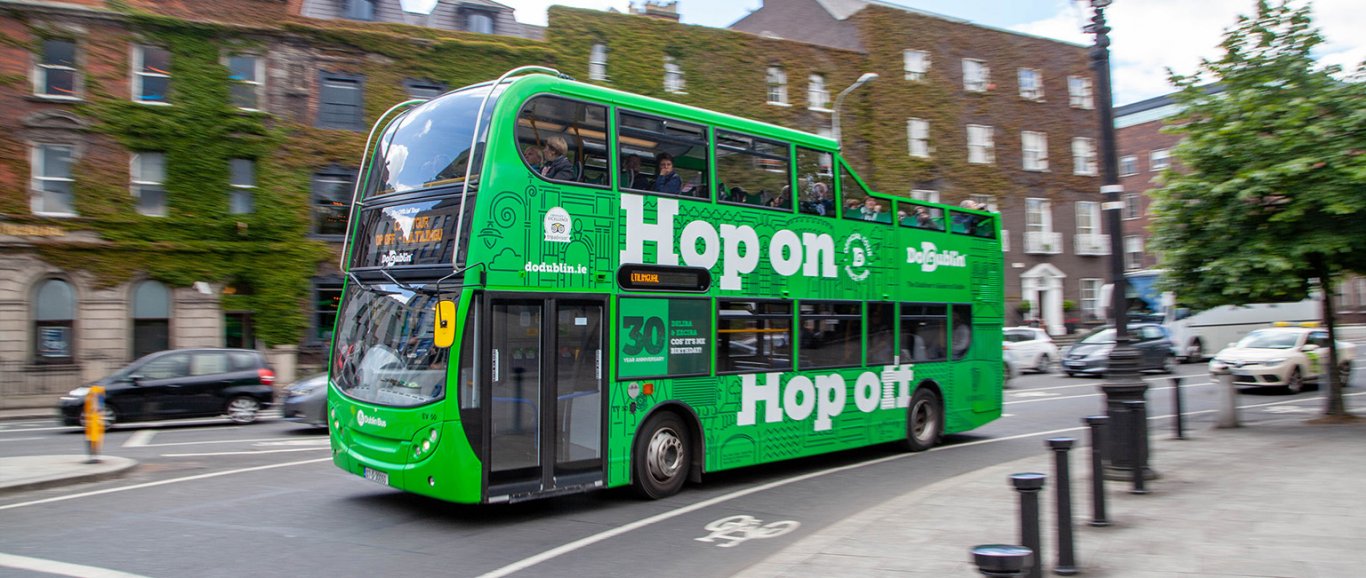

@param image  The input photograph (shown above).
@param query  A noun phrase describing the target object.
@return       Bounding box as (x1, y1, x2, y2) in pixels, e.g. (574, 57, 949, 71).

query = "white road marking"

(123, 430, 156, 448)
(162, 447, 330, 457)
(1009, 391, 1059, 398)
(0, 552, 151, 578)
(254, 439, 330, 447)
(139, 436, 314, 448)
(0, 437, 45, 443)
(0, 457, 332, 512)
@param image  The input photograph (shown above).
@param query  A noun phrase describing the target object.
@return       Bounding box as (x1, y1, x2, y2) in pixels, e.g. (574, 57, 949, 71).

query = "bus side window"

(839, 164, 889, 224)
(866, 302, 896, 366)
(899, 203, 945, 231)
(515, 96, 608, 186)
(617, 110, 708, 199)
(951, 304, 972, 361)
(900, 303, 947, 363)
(796, 147, 834, 217)
(717, 300, 791, 373)
(716, 131, 791, 211)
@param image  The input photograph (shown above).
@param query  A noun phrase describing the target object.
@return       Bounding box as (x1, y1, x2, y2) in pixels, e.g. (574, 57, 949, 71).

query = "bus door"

(487, 297, 605, 497)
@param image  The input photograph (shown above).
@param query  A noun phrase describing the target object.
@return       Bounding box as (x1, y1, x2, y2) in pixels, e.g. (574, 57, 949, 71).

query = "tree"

(1151, 0, 1366, 417)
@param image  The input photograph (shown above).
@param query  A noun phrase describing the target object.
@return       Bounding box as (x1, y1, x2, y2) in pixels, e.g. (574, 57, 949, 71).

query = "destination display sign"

(350, 198, 459, 269)
(616, 264, 711, 292)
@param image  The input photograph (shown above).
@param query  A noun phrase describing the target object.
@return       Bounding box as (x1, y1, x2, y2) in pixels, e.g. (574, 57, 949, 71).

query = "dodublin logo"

(381, 250, 413, 267)
(843, 233, 872, 282)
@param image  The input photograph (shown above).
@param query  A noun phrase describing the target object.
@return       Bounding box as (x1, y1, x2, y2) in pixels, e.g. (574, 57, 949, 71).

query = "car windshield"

(1079, 328, 1117, 344)
(366, 84, 505, 197)
(331, 282, 453, 407)
(1236, 330, 1299, 350)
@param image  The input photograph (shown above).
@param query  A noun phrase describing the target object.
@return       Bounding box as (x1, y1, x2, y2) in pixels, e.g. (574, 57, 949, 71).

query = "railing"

(0, 360, 84, 409)
(1074, 233, 1111, 256)
(1024, 231, 1063, 255)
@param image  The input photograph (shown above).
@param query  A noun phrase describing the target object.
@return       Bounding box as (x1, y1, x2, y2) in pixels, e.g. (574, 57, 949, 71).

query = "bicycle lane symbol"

(695, 515, 801, 548)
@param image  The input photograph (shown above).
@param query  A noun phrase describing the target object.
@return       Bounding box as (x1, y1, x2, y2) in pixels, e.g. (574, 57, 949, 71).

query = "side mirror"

(433, 300, 456, 349)
(1302, 343, 1319, 352)
(128, 374, 144, 385)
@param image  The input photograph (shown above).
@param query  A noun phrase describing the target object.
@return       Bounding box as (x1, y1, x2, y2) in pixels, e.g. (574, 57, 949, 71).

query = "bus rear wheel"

(633, 412, 689, 500)
(899, 388, 943, 452)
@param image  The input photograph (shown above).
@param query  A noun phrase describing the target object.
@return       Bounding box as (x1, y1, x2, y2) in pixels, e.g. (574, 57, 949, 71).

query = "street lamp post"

(1080, 0, 1150, 479)
(832, 72, 879, 144)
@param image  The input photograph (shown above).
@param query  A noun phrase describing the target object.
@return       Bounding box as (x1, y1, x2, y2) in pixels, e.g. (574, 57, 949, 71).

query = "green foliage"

(1152, 0, 1366, 310)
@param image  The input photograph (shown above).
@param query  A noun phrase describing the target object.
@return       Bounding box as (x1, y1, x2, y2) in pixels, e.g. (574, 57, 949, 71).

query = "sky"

(419, 0, 1365, 105)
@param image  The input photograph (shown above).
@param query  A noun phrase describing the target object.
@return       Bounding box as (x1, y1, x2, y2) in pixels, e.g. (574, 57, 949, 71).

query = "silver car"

(281, 373, 328, 427)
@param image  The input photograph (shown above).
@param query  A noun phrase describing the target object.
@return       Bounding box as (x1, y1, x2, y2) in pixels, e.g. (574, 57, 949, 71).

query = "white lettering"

(905, 241, 967, 273)
(782, 376, 816, 422)
(719, 224, 760, 291)
(814, 374, 846, 432)
(854, 372, 881, 413)
(621, 193, 679, 266)
(737, 366, 918, 432)
(769, 230, 803, 277)
(802, 233, 837, 278)
(680, 220, 720, 269)
(738, 372, 782, 426)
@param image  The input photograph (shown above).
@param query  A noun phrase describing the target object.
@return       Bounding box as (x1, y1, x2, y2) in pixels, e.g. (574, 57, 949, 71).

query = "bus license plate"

(363, 467, 389, 486)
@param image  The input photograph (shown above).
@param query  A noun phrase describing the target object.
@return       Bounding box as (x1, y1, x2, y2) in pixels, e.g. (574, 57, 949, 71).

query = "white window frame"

(1068, 75, 1093, 109)
(1150, 148, 1171, 171)
(766, 66, 788, 106)
(130, 151, 167, 217)
(1022, 130, 1048, 171)
(1026, 198, 1052, 234)
(1072, 137, 1097, 176)
(589, 43, 608, 81)
(34, 39, 81, 100)
(1124, 193, 1140, 220)
(966, 124, 994, 164)
(132, 45, 171, 105)
(903, 49, 929, 81)
(910, 189, 939, 204)
(1124, 235, 1144, 270)
(663, 56, 686, 94)
(906, 118, 929, 158)
(807, 73, 829, 111)
(1076, 201, 1099, 236)
(1081, 278, 1102, 319)
(1119, 155, 1138, 176)
(229, 158, 255, 215)
(31, 144, 77, 217)
(970, 194, 997, 212)
(1018, 68, 1043, 101)
(224, 53, 265, 112)
(962, 58, 989, 92)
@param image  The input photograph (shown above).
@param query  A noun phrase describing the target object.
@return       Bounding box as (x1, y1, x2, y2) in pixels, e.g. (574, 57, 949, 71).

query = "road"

(0, 363, 1358, 578)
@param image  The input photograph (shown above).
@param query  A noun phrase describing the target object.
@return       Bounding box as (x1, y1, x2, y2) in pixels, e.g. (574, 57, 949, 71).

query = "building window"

(1022, 131, 1048, 171)
(345, 0, 375, 21)
(318, 72, 364, 130)
(962, 58, 989, 92)
(403, 79, 446, 99)
(1124, 235, 1144, 270)
(131, 152, 167, 217)
(1026, 198, 1052, 234)
(1069, 75, 1093, 109)
(35, 39, 79, 99)
(229, 158, 254, 214)
(589, 43, 608, 81)
(132, 280, 170, 359)
(807, 73, 829, 110)
(1073, 137, 1097, 176)
(312, 169, 354, 237)
(911, 189, 939, 204)
(1119, 155, 1138, 176)
(226, 54, 263, 110)
(1150, 148, 1171, 171)
(970, 194, 997, 212)
(313, 281, 342, 344)
(967, 124, 994, 164)
(1076, 201, 1100, 236)
(465, 11, 494, 34)
(903, 49, 929, 81)
(31, 144, 76, 217)
(132, 45, 171, 104)
(34, 278, 75, 364)
(1080, 278, 1102, 320)
(1018, 68, 1043, 100)
(663, 56, 686, 94)
(907, 118, 929, 158)
(1124, 193, 1140, 220)
(766, 66, 788, 105)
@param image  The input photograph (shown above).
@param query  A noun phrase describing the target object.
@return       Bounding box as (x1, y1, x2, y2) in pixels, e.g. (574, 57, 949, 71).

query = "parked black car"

(282, 373, 328, 428)
(59, 348, 275, 426)
(1061, 323, 1176, 377)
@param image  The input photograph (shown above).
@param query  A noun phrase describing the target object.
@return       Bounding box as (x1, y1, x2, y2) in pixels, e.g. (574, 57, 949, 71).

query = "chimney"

(632, 1, 680, 21)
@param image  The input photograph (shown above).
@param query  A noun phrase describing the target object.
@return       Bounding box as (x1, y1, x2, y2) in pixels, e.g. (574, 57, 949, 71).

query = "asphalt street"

(0, 361, 1358, 578)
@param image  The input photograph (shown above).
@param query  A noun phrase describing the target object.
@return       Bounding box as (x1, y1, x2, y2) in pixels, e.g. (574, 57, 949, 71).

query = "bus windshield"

(367, 84, 505, 197)
(332, 282, 453, 407)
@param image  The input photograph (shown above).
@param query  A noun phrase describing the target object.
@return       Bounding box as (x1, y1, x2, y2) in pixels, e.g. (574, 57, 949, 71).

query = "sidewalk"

(737, 416, 1366, 577)
(0, 454, 138, 495)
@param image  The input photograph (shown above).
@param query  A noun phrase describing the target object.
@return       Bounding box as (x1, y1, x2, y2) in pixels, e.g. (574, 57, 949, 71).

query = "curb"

(0, 455, 139, 495)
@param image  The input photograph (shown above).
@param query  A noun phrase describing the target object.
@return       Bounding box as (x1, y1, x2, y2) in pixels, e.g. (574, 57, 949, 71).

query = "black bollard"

(1047, 438, 1078, 576)
(1010, 472, 1046, 578)
(1171, 376, 1185, 439)
(1083, 415, 1109, 527)
(970, 544, 1034, 577)
(1125, 400, 1150, 495)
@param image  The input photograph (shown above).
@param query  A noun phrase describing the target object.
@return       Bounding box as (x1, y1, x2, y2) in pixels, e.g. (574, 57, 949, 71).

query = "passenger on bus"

(540, 136, 576, 181)
(523, 145, 544, 173)
(652, 152, 682, 194)
(620, 155, 651, 190)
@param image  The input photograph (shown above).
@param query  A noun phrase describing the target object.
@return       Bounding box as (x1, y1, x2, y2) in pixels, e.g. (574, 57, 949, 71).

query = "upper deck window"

(617, 110, 708, 199)
(839, 165, 887, 223)
(796, 147, 834, 217)
(715, 131, 791, 211)
(516, 95, 610, 187)
(367, 84, 504, 197)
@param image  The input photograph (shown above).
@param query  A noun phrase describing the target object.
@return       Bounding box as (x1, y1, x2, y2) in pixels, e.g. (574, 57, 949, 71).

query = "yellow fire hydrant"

(83, 385, 106, 464)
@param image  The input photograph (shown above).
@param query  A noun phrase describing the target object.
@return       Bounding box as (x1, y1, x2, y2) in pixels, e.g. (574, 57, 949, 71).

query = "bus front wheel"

(900, 388, 943, 452)
(633, 412, 690, 499)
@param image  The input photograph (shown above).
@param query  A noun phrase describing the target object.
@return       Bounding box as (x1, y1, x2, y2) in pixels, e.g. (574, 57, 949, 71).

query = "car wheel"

(632, 412, 689, 499)
(1184, 340, 1205, 364)
(1066, 371, 1077, 378)
(80, 405, 118, 429)
(899, 387, 943, 452)
(226, 396, 262, 424)
(1035, 354, 1054, 374)
(1285, 367, 1304, 394)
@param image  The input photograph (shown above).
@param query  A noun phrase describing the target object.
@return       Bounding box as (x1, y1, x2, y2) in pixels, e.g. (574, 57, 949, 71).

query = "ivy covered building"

(0, 0, 1104, 403)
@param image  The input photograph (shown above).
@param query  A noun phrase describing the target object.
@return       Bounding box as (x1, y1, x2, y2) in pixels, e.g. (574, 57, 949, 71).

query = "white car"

(1208, 325, 1355, 393)
(1003, 327, 1061, 373)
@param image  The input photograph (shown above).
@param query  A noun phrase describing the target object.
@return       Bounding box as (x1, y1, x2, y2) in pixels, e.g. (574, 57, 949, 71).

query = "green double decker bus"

(328, 67, 1005, 503)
